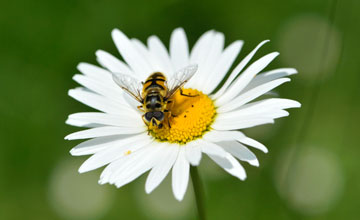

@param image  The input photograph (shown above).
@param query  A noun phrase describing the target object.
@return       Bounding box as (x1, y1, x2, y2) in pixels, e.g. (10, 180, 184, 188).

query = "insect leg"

(164, 99, 176, 117)
(164, 108, 177, 117)
(165, 100, 173, 106)
(165, 99, 176, 110)
(141, 114, 148, 124)
(180, 88, 199, 97)
(137, 105, 144, 112)
(141, 115, 151, 135)
(167, 119, 171, 128)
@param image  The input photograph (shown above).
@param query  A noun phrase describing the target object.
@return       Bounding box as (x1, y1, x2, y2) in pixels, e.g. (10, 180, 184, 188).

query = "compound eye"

(155, 103, 161, 108)
(153, 111, 164, 121)
(144, 112, 153, 121)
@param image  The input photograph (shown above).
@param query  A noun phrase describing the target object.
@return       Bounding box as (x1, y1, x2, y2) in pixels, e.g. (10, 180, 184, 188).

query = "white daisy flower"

(66, 28, 300, 201)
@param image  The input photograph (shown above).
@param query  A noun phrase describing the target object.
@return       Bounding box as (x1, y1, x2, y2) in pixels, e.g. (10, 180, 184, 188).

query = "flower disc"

(150, 88, 216, 144)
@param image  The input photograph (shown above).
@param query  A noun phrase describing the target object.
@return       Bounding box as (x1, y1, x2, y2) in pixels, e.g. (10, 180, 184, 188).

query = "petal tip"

(64, 132, 72, 140)
(289, 68, 298, 75)
(174, 194, 184, 201)
(251, 160, 260, 167)
(68, 89, 75, 97)
(69, 148, 76, 155)
(98, 179, 106, 185)
(111, 28, 121, 36)
(95, 49, 104, 56)
(190, 161, 200, 166)
(174, 27, 185, 33)
(145, 185, 153, 194)
(78, 167, 86, 174)
(77, 62, 86, 70)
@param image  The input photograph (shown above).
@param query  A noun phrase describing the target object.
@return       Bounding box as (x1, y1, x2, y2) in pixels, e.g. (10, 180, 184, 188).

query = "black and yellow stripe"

(143, 72, 166, 92)
(142, 72, 167, 112)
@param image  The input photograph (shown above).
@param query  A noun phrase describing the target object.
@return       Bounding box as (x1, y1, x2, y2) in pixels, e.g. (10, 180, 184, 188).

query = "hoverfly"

(112, 64, 198, 129)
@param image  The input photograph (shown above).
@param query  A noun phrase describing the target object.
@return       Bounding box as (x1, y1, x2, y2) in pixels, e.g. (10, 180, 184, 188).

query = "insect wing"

(166, 64, 198, 99)
(112, 72, 143, 103)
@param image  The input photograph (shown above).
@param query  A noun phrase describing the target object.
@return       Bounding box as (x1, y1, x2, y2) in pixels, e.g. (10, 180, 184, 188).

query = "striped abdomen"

(142, 72, 167, 93)
(142, 72, 167, 111)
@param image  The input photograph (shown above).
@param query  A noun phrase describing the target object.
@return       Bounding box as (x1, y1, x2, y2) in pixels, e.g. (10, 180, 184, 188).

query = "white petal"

(95, 50, 133, 76)
(220, 105, 291, 120)
(68, 88, 123, 114)
(67, 112, 143, 128)
(112, 144, 163, 188)
(112, 29, 152, 79)
(145, 144, 179, 193)
(203, 40, 243, 94)
(119, 94, 143, 116)
(217, 141, 259, 167)
(212, 40, 269, 99)
(208, 153, 246, 180)
(78, 134, 151, 173)
(243, 68, 297, 93)
(217, 103, 295, 123)
(212, 117, 274, 131)
(65, 118, 100, 128)
(172, 147, 190, 201)
(170, 28, 189, 71)
(189, 30, 215, 63)
(204, 130, 268, 153)
(131, 38, 158, 72)
(65, 126, 145, 140)
(199, 140, 228, 159)
(203, 130, 242, 142)
(218, 98, 301, 117)
(185, 141, 202, 166)
(148, 35, 174, 75)
(239, 137, 268, 153)
(217, 78, 291, 113)
(188, 32, 224, 90)
(263, 110, 289, 119)
(198, 32, 224, 77)
(70, 135, 133, 156)
(77, 62, 113, 84)
(187, 30, 215, 88)
(215, 52, 280, 106)
(72, 74, 124, 103)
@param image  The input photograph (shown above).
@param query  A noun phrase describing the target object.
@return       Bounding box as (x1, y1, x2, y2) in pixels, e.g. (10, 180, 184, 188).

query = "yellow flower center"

(150, 88, 216, 144)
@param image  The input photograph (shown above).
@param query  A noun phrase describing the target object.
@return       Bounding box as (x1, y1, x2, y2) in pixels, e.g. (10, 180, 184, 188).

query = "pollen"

(150, 88, 216, 144)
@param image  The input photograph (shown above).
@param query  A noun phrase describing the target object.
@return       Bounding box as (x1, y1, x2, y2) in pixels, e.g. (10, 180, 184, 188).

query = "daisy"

(66, 28, 300, 201)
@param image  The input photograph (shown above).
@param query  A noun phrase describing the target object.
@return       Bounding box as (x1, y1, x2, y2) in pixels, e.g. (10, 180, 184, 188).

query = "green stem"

(190, 166, 206, 220)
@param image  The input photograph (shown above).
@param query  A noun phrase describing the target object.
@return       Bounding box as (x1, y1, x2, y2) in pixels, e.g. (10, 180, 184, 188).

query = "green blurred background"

(1, 0, 359, 219)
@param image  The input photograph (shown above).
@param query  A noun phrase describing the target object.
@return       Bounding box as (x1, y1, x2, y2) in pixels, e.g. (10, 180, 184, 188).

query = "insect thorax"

(144, 91, 164, 111)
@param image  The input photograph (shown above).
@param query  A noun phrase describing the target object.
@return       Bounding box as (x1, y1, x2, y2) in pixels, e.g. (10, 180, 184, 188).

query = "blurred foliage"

(0, 0, 359, 219)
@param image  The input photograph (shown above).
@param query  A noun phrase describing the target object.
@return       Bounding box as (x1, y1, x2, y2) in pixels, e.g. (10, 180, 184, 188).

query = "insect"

(112, 64, 198, 129)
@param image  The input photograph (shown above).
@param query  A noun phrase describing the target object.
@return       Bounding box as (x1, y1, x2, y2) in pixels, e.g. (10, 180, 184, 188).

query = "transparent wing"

(112, 72, 143, 103)
(166, 64, 198, 99)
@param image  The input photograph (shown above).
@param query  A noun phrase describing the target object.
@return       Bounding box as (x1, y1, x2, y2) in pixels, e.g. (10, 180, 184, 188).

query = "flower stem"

(190, 166, 206, 220)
